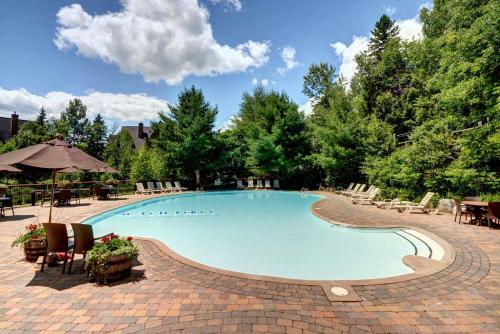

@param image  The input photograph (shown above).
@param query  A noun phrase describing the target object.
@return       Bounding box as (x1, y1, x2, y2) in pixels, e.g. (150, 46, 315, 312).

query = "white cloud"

(331, 36, 369, 85)
(384, 5, 397, 16)
(331, 13, 423, 85)
(251, 78, 269, 86)
(277, 46, 299, 75)
(54, 0, 270, 85)
(0, 87, 168, 122)
(299, 99, 314, 116)
(397, 17, 423, 40)
(210, 0, 242, 11)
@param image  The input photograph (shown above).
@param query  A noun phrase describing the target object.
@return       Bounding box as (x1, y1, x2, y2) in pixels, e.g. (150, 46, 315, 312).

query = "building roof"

(121, 125, 153, 149)
(0, 116, 28, 141)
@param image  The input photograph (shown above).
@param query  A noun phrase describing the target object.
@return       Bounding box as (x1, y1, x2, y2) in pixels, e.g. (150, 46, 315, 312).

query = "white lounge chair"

(348, 184, 367, 197)
(374, 198, 402, 209)
(135, 183, 152, 195)
(214, 179, 222, 186)
(352, 188, 380, 205)
(337, 183, 354, 194)
(264, 180, 271, 189)
(175, 181, 188, 191)
(273, 180, 280, 189)
(156, 182, 169, 193)
(395, 192, 435, 214)
(248, 179, 255, 188)
(351, 185, 375, 198)
(147, 182, 162, 193)
(256, 179, 263, 189)
(341, 183, 360, 195)
(236, 180, 243, 189)
(165, 181, 178, 192)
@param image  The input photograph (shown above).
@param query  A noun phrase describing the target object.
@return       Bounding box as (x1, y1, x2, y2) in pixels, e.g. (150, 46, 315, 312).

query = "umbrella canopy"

(0, 136, 109, 171)
(0, 135, 114, 222)
(0, 164, 22, 173)
(59, 166, 82, 173)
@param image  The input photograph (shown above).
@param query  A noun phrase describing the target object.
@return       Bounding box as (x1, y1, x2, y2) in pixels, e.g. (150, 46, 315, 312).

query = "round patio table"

(462, 201, 488, 225)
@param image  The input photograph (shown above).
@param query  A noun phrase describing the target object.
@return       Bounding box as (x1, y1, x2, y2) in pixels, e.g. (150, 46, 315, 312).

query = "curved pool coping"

(79, 190, 456, 300)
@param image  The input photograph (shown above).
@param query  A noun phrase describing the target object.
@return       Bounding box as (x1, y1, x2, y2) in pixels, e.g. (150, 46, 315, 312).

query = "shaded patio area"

(0, 192, 498, 333)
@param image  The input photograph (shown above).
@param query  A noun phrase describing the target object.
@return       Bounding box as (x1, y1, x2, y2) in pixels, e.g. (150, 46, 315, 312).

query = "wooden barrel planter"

(93, 254, 134, 284)
(24, 239, 46, 262)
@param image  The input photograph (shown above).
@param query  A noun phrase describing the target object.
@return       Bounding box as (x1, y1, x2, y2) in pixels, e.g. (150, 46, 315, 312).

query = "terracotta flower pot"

(24, 239, 46, 262)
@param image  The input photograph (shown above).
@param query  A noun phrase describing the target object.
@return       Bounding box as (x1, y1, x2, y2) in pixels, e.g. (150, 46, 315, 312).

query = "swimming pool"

(84, 191, 439, 281)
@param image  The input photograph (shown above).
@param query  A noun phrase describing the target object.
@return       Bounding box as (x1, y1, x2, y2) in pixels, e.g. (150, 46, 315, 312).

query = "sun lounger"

(351, 185, 375, 198)
(374, 198, 401, 209)
(214, 179, 222, 186)
(256, 179, 263, 189)
(341, 183, 360, 195)
(237, 180, 243, 189)
(247, 179, 255, 188)
(165, 181, 178, 192)
(352, 188, 380, 205)
(156, 182, 170, 193)
(347, 184, 366, 197)
(135, 183, 152, 195)
(147, 182, 162, 193)
(395, 192, 435, 213)
(273, 180, 280, 189)
(337, 183, 354, 194)
(174, 181, 188, 191)
(264, 180, 271, 189)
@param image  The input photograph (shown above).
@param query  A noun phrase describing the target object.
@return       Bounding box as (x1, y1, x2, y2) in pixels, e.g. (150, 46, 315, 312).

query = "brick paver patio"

(0, 192, 498, 333)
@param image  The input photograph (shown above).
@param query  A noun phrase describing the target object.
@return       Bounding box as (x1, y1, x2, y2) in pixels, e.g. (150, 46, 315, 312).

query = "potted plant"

(85, 234, 138, 284)
(11, 223, 46, 262)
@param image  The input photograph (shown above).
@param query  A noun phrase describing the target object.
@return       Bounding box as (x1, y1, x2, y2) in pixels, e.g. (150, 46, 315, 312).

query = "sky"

(0, 0, 428, 129)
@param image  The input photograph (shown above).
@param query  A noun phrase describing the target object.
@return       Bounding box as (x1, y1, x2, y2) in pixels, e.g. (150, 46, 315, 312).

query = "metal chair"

(0, 194, 14, 216)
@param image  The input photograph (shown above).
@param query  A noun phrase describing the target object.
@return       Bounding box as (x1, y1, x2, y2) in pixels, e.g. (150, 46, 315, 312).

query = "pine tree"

(368, 14, 399, 59)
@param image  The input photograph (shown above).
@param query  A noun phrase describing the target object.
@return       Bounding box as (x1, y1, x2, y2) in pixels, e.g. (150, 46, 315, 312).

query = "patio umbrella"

(0, 164, 22, 173)
(0, 135, 112, 222)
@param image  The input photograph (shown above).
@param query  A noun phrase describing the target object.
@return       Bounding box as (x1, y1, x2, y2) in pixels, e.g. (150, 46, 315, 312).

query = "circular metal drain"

(330, 287, 349, 296)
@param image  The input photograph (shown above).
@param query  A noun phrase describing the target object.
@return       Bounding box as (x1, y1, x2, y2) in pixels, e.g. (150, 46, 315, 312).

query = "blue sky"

(0, 0, 426, 129)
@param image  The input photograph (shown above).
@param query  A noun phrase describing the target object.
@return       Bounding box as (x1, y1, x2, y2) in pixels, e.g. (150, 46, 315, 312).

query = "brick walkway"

(0, 192, 498, 333)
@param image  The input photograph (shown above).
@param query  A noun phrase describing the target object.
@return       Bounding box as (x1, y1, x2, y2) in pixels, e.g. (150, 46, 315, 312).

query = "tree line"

(1, 0, 498, 199)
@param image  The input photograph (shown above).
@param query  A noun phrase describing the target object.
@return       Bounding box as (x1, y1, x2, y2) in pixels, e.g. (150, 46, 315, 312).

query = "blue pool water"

(84, 191, 430, 280)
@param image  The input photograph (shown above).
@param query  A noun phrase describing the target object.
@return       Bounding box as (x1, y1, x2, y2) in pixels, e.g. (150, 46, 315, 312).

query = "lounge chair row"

(337, 183, 436, 214)
(236, 179, 280, 190)
(136, 181, 187, 195)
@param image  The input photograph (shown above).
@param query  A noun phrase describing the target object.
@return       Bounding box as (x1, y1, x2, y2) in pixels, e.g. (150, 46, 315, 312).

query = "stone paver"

(0, 192, 498, 333)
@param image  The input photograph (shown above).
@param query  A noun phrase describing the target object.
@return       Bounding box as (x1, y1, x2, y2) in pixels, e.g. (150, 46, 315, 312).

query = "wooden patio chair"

(486, 202, 500, 229)
(453, 199, 472, 224)
(41, 223, 73, 274)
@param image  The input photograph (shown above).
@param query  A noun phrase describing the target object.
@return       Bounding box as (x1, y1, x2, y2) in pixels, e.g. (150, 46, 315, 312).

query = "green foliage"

(11, 224, 45, 248)
(151, 86, 217, 184)
(85, 114, 108, 160)
(104, 129, 136, 179)
(60, 98, 90, 145)
(130, 146, 154, 182)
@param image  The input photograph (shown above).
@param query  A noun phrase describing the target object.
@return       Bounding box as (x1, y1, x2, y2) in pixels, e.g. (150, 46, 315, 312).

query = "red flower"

(31, 235, 39, 240)
(101, 236, 110, 244)
(110, 233, 119, 239)
(126, 236, 133, 241)
(26, 223, 38, 232)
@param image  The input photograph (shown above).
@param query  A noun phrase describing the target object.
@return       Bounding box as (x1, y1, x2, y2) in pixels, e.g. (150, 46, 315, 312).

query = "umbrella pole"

(48, 170, 56, 223)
